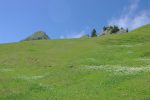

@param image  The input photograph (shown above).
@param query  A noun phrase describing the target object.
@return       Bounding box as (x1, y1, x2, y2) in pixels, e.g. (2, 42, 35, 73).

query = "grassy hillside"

(0, 24, 150, 100)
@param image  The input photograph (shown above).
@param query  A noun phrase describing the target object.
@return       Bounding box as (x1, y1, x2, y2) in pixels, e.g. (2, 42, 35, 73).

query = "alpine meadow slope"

(0, 24, 150, 100)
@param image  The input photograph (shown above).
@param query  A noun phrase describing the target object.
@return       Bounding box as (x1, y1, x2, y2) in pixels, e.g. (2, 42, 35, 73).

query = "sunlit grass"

(0, 24, 150, 100)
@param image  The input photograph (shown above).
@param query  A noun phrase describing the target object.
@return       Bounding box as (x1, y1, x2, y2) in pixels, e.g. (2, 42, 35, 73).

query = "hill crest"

(23, 31, 50, 41)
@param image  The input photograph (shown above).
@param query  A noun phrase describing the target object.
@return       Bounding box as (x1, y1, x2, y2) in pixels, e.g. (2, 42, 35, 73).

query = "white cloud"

(60, 30, 86, 39)
(60, 26, 90, 39)
(109, 0, 150, 30)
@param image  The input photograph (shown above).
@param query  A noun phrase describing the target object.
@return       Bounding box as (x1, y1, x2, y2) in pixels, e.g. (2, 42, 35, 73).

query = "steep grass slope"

(0, 24, 150, 100)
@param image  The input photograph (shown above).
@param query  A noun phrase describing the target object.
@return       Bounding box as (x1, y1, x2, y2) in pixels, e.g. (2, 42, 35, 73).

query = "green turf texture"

(0, 24, 150, 100)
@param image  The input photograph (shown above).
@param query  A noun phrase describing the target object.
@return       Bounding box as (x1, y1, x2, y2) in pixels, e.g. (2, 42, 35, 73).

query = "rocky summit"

(23, 31, 50, 41)
(101, 25, 128, 35)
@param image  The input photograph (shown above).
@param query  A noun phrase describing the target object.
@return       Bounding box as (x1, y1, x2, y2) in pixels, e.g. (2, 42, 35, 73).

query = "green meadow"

(0, 24, 150, 100)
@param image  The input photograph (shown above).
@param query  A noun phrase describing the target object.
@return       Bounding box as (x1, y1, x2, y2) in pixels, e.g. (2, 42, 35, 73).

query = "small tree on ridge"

(91, 29, 97, 37)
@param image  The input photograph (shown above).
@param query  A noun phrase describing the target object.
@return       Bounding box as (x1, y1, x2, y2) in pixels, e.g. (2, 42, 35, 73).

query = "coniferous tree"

(113, 25, 119, 33)
(103, 26, 107, 31)
(126, 28, 129, 32)
(91, 29, 97, 37)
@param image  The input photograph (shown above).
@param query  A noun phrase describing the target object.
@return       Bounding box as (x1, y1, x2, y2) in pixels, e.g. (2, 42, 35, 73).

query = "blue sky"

(0, 0, 150, 43)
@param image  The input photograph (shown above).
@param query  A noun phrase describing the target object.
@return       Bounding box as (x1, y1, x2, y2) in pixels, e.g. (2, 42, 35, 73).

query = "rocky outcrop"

(23, 31, 50, 41)
(101, 26, 128, 35)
